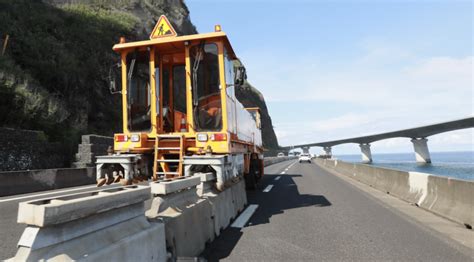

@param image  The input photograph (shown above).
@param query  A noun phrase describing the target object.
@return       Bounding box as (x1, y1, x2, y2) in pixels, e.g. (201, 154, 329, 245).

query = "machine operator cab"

(109, 17, 248, 154)
(97, 16, 263, 186)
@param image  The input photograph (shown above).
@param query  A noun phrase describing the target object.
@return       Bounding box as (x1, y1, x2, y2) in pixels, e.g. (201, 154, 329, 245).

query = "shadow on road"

(248, 173, 331, 226)
(201, 173, 331, 261)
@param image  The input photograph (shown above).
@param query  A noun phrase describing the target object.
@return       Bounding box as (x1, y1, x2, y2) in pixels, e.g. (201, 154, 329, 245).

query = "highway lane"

(202, 161, 473, 261)
(0, 159, 294, 260)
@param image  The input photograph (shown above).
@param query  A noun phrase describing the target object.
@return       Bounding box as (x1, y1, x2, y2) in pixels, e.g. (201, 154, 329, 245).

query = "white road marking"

(263, 184, 274, 192)
(0, 184, 112, 203)
(274, 176, 281, 181)
(231, 204, 259, 228)
(281, 161, 297, 174)
(286, 161, 297, 170)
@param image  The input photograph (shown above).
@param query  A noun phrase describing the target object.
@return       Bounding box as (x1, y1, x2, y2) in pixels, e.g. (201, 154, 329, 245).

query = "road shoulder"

(316, 162, 474, 254)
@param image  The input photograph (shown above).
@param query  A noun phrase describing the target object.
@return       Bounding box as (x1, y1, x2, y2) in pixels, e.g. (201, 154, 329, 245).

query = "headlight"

(130, 134, 140, 142)
(197, 133, 208, 142)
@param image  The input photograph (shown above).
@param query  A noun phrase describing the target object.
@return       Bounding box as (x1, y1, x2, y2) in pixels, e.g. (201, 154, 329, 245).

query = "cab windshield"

(126, 50, 151, 132)
(191, 43, 222, 131)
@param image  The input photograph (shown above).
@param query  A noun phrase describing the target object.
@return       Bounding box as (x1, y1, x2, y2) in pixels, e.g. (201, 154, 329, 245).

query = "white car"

(277, 152, 285, 157)
(299, 153, 312, 163)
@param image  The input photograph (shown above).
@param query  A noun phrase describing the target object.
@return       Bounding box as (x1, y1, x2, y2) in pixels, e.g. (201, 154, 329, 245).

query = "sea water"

(335, 151, 474, 181)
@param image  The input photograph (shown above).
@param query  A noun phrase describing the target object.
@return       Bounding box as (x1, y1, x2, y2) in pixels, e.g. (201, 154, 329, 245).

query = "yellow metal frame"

(113, 31, 261, 155)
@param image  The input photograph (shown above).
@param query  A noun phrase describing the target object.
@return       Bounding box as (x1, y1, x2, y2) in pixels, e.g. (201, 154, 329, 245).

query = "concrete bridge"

(283, 117, 474, 164)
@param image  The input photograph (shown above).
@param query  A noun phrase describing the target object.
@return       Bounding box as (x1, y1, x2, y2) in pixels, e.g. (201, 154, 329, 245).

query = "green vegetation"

(0, 0, 139, 164)
(0, 0, 280, 167)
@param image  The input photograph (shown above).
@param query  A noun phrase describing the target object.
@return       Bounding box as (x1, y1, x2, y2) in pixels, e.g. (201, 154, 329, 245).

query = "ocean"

(334, 151, 473, 181)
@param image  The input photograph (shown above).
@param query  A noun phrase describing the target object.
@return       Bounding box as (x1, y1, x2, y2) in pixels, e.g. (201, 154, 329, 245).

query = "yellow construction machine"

(96, 16, 264, 190)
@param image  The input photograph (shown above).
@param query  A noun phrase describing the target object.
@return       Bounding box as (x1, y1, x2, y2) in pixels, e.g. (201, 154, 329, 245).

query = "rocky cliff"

(233, 60, 279, 150)
(0, 0, 279, 169)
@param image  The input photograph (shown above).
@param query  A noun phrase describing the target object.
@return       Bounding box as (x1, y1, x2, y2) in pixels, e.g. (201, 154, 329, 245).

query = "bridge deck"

(286, 117, 474, 148)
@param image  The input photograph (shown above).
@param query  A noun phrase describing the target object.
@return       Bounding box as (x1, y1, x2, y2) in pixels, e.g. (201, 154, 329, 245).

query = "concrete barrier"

(10, 175, 249, 261)
(146, 175, 247, 259)
(316, 158, 474, 228)
(6, 157, 291, 260)
(197, 172, 247, 236)
(0, 168, 95, 197)
(264, 156, 297, 166)
(11, 185, 166, 261)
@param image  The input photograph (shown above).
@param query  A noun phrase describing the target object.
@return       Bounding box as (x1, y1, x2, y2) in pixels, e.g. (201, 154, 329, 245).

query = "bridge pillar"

(411, 138, 431, 164)
(302, 146, 310, 154)
(323, 146, 332, 157)
(359, 143, 372, 163)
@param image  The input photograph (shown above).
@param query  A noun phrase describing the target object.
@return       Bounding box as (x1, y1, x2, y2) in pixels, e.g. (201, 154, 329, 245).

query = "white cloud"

(240, 45, 473, 153)
(406, 56, 473, 79)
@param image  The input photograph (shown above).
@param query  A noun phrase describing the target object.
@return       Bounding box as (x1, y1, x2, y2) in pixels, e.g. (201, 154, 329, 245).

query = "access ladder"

(153, 134, 185, 180)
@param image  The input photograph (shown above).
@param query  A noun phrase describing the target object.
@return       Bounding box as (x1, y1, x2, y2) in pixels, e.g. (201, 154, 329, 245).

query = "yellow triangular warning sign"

(150, 15, 177, 39)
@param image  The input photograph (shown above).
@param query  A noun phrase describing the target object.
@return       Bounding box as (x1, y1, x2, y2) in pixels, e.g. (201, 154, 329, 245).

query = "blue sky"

(186, 0, 473, 155)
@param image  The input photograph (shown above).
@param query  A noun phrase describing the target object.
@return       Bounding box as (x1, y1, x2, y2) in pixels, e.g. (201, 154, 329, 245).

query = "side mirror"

(234, 66, 247, 86)
(108, 63, 122, 94)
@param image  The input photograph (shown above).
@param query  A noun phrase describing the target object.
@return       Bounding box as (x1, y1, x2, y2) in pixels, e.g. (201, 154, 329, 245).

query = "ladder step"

(156, 172, 180, 175)
(158, 147, 181, 150)
(157, 159, 181, 163)
(158, 135, 183, 138)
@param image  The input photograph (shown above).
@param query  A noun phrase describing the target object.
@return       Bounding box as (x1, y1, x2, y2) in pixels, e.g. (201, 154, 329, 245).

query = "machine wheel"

(166, 237, 177, 262)
(246, 156, 260, 190)
(245, 170, 257, 190)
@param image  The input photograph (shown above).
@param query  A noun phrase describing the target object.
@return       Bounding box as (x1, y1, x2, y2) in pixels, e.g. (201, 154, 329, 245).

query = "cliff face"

(236, 81, 279, 151)
(44, 0, 198, 38)
(0, 0, 279, 167)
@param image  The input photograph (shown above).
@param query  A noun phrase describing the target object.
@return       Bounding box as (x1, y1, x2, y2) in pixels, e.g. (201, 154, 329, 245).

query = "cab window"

(126, 50, 151, 132)
(190, 43, 222, 131)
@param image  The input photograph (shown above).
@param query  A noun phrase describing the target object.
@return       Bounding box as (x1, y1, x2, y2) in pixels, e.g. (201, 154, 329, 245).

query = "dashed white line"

(274, 176, 281, 181)
(263, 184, 274, 192)
(281, 161, 297, 174)
(286, 161, 297, 170)
(231, 204, 259, 228)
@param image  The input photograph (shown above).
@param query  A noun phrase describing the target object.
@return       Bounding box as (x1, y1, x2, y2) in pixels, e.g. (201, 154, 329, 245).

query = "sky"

(186, 0, 473, 155)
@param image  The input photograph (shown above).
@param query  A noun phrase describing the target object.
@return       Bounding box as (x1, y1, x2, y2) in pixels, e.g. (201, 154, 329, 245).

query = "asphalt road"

(202, 160, 473, 261)
(1, 160, 471, 261)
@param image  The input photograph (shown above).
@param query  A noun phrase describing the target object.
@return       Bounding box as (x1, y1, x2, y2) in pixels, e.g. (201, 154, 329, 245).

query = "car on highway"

(298, 153, 312, 163)
(277, 152, 285, 157)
